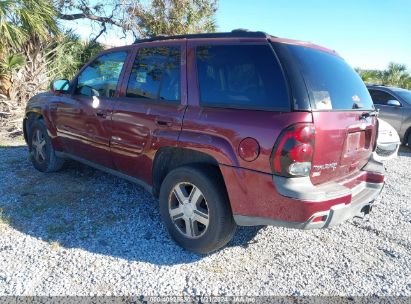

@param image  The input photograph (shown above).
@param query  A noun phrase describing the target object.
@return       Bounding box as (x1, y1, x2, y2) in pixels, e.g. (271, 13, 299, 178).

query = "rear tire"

(28, 119, 64, 172)
(159, 165, 236, 254)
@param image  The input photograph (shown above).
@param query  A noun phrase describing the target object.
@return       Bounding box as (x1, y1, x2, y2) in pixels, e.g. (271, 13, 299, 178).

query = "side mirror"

(51, 79, 70, 93)
(387, 100, 401, 107)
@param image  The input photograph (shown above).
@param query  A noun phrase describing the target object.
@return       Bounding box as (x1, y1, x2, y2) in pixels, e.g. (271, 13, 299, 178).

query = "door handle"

(155, 117, 173, 127)
(96, 110, 107, 119)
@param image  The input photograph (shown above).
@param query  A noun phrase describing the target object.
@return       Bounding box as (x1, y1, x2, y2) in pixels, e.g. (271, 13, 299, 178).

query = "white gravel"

(0, 142, 410, 297)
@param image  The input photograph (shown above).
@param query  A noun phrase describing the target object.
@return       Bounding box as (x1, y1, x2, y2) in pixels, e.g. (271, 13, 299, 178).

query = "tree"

(54, 0, 128, 42)
(126, 0, 218, 38)
(382, 63, 411, 88)
(0, 0, 59, 97)
(356, 63, 411, 89)
(54, 0, 218, 40)
(0, 0, 58, 50)
(0, 0, 219, 100)
(355, 68, 382, 85)
(47, 31, 104, 79)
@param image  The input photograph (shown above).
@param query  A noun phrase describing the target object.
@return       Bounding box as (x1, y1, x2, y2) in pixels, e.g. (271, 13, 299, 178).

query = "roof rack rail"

(133, 29, 271, 44)
(365, 83, 385, 87)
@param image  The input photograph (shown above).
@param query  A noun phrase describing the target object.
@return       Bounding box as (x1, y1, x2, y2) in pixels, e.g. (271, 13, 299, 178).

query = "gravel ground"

(0, 140, 410, 297)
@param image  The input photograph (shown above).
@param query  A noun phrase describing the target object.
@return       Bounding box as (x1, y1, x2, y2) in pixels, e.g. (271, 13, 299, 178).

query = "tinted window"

(284, 45, 374, 110)
(369, 89, 397, 105)
(394, 89, 411, 105)
(76, 51, 127, 98)
(126, 47, 180, 101)
(196, 45, 289, 110)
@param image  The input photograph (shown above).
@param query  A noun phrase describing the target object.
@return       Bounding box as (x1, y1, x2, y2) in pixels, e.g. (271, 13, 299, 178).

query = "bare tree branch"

(58, 13, 123, 28)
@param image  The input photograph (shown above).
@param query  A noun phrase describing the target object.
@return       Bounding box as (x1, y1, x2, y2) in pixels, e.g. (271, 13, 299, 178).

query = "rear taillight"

(271, 123, 315, 177)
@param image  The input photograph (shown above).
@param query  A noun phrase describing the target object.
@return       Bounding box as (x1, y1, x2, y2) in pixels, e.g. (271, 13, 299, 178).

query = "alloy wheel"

(168, 182, 210, 239)
(31, 129, 46, 163)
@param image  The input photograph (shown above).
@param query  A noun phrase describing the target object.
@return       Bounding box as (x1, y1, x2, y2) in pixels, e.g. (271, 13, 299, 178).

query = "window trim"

(194, 43, 291, 112)
(123, 45, 182, 105)
(369, 89, 402, 107)
(72, 50, 130, 98)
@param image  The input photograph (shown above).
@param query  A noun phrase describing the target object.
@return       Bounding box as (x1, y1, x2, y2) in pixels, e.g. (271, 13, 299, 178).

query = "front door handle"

(96, 110, 107, 118)
(155, 117, 173, 127)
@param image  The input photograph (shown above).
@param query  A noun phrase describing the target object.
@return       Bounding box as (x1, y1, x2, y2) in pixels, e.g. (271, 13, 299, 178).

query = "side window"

(126, 46, 180, 101)
(196, 44, 289, 110)
(369, 90, 396, 105)
(76, 51, 127, 98)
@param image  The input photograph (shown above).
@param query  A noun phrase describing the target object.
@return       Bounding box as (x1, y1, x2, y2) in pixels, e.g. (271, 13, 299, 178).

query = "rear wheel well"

(152, 147, 224, 197)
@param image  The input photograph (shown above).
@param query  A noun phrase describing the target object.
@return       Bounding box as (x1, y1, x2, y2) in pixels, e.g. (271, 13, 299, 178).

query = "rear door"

(275, 44, 377, 184)
(181, 40, 301, 174)
(110, 42, 186, 184)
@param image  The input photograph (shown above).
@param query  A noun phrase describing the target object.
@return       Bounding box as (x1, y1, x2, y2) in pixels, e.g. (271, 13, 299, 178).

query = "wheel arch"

(23, 111, 44, 145)
(403, 125, 411, 145)
(152, 147, 225, 197)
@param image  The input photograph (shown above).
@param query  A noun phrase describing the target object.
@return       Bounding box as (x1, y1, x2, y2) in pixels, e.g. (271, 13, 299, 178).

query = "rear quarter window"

(196, 44, 289, 111)
(284, 45, 374, 111)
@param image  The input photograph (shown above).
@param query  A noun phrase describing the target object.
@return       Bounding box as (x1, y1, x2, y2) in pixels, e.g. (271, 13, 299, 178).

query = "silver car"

(367, 85, 411, 146)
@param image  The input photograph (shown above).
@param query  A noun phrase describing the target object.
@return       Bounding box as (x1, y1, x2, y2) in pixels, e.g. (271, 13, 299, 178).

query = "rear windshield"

(285, 45, 374, 111)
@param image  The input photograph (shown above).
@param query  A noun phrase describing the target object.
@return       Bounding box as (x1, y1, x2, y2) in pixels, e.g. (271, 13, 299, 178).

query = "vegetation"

(0, 0, 58, 99)
(356, 63, 411, 89)
(127, 0, 218, 37)
(0, 0, 219, 104)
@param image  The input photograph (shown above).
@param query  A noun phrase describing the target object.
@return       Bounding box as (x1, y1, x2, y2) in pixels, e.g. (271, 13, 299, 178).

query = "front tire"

(28, 119, 64, 172)
(159, 165, 236, 254)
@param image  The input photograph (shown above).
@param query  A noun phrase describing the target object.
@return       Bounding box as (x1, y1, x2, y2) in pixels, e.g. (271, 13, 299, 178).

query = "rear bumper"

(224, 160, 385, 229)
(234, 180, 383, 229)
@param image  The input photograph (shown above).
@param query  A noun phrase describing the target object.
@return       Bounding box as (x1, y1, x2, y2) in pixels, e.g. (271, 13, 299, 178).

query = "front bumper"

(231, 160, 385, 229)
(372, 141, 400, 162)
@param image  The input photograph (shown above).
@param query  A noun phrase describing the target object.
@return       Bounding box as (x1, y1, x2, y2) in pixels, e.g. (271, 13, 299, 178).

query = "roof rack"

(365, 83, 385, 87)
(133, 29, 271, 44)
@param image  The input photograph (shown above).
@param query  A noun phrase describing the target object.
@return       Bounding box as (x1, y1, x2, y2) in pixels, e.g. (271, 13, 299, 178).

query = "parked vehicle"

(367, 85, 411, 147)
(24, 30, 384, 253)
(372, 118, 400, 162)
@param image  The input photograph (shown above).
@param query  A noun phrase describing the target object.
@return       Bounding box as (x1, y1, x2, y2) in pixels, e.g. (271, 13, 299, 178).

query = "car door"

(369, 89, 403, 131)
(51, 50, 130, 168)
(110, 42, 187, 184)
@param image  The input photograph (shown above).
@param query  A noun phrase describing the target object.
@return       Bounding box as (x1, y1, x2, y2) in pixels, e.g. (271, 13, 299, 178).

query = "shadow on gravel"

(398, 145, 411, 157)
(0, 145, 262, 266)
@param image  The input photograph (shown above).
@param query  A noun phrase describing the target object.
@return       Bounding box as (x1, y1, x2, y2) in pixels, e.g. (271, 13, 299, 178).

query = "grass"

(0, 208, 10, 225)
(49, 241, 61, 251)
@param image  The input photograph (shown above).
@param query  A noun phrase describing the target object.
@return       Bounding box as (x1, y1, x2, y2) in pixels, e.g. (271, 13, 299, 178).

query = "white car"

(372, 118, 401, 162)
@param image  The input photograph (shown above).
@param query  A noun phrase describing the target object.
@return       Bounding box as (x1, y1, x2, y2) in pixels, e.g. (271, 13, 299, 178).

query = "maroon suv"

(24, 30, 384, 253)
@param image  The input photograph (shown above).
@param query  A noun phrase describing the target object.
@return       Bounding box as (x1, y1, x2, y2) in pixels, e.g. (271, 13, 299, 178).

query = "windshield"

(395, 89, 411, 105)
(284, 45, 374, 111)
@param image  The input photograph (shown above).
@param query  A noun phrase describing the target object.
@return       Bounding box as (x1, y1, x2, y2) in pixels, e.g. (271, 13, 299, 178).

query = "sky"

(64, 0, 411, 70)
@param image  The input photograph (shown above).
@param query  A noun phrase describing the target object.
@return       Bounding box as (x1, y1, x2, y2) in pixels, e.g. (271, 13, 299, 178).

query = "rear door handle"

(96, 110, 107, 118)
(155, 117, 173, 127)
